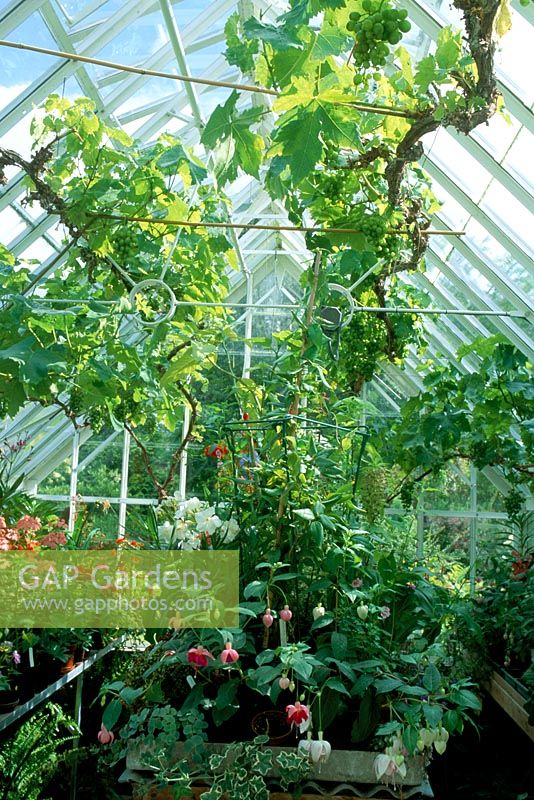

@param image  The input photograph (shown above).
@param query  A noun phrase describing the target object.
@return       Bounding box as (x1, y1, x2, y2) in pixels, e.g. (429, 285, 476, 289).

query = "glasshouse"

(0, 0, 532, 797)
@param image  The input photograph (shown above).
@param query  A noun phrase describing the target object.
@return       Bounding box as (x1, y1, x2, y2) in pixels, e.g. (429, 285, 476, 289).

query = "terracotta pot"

(251, 709, 293, 745)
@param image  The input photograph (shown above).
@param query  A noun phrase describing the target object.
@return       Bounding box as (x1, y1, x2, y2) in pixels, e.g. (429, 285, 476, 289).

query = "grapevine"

(347, 0, 411, 80)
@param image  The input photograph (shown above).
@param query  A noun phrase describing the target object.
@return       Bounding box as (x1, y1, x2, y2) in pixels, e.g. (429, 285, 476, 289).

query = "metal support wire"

(8, 295, 527, 318)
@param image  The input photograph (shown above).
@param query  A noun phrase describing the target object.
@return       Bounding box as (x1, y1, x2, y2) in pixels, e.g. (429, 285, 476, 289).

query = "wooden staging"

(487, 670, 534, 742)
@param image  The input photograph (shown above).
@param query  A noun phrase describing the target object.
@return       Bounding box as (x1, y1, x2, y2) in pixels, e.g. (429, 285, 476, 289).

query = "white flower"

(205, 515, 223, 535)
(220, 517, 239, 542)
(194, 507, 216, 529)
(157, 521, 173, 544)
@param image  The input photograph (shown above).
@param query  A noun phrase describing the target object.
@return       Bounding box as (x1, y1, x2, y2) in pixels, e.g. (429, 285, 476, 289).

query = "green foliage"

(377, 338, 533, 491)
(0, 703, 79, 800)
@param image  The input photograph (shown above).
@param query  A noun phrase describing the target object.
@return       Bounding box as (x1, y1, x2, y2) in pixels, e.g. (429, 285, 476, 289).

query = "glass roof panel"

(0, 0, 532, 492)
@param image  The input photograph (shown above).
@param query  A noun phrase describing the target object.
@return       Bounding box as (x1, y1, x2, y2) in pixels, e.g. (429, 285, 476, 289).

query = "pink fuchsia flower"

(220, 642, 239, 664)
(262, 608, 274, 628)
(279, 676, 290, 690)
(97, 724, 114, 745)
(380, 606, 391, 619)
(352, 578, 363, 588)
(280, 605, 292, 622)
(187, 645, 214, 668)
(11, 651, 21, 665)
(286, 701, 309, 726)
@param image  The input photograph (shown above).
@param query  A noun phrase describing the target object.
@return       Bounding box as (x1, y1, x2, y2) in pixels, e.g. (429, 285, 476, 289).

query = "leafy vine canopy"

(0, 0, 512, 494)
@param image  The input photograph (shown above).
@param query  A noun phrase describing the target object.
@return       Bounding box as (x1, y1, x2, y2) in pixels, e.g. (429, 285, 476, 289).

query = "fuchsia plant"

(187, 645, 214, 668)
(219, 642, 239, 664)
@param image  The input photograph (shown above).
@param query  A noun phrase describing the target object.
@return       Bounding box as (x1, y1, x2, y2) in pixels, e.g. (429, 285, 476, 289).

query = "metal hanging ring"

(327, 283, 355, 328)
(128, 279, 177, 328)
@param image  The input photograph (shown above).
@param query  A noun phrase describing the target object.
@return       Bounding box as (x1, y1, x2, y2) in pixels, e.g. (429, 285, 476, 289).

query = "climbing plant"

(213, 0, 504, 391)
(0, 96, 238, 497)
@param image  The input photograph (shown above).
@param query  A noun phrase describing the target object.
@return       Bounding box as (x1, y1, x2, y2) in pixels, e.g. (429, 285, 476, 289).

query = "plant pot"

(0, 690, 20, 713)
(251, 709, 293, 745)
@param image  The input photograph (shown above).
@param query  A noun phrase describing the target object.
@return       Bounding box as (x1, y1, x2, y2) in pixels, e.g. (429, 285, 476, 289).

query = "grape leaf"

(310, 21, 348, 60)
(435, 27, 462, 70)
(243, 18, 303, 51)
(273, 108, 323, 183)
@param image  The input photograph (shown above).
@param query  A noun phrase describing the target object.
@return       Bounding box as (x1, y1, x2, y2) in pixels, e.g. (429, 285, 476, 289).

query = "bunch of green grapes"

(87, 406, 106, 434)
(400, 479, 416, 510)
(360, 466, 388, 524)
(113, 226, 138, 264)
(347, 0, 411, 78)
(353, 208, 399, 261)
(503, 486, 524, 521)
(338, 310, 387, 389)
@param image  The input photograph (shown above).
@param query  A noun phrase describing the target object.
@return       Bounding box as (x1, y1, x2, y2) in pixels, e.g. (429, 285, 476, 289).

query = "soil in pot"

(251, 709, 294, 745)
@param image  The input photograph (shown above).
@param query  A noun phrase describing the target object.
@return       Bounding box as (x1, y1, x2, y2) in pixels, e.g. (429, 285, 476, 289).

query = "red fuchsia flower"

(97, 724, 114, 744)
(220, 642, 239, 664)
(204, 443, 229, 460)
(262, 608, 274, 627)
(243, 412, 249, 421)
(286, 701, 310, 727)
(380, 606, 391, 619)
(187, 645, 214, 668)
(352, 578, 363, 588)
(280, 605, 292, 622)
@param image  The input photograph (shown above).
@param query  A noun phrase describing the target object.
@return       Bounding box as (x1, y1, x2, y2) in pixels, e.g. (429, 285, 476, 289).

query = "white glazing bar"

(469, 465, 478, 596)
(68, 428, 80, 534)
(242, 270, 254, 379)
(416, 512, 424, 559)
(118, 428, 131, 535)
(179, 404, 191, 502)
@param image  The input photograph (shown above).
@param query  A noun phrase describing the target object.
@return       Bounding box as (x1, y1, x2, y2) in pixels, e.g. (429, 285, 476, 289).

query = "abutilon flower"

(220, 642, 239, 664)
(187, 645, 214, 667)
(97, 724, 114, 744)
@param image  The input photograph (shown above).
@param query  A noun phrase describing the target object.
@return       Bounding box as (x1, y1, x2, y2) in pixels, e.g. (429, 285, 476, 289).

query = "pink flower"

(97, 723, 114, 745)
(380, 606, 391, 619)
(187, 645, 214, 668)
(286, 701, 310, 726)
(280, 605, 292, 622)
(15, 515, 41, 531)
(11, 650, 21, 665)
(220, 642, 239, 664)
(352, 578, 363, 588)
(279, 676, 290, 690)
(40, 532, 67, 548)
(262, 608, 274, 628)
(0, 517, 6, 530)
